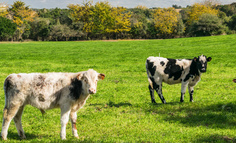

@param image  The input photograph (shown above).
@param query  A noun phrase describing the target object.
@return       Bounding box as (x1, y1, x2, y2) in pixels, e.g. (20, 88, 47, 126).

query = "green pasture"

(0, 35, 236, 142)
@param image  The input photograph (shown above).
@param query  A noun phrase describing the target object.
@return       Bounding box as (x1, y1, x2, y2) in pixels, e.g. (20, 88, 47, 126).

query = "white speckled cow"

(146, 55, 211, 104)
(1, 69, 105, 140)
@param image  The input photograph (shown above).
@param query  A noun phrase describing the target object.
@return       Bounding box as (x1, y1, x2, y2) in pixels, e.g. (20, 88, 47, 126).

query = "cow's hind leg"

(148, 85, 156, 103)
(154, 83, 166, 104)
(148, 78, 156, 103)
(13, 105, 26, 139)
(1, 104, 21, 140)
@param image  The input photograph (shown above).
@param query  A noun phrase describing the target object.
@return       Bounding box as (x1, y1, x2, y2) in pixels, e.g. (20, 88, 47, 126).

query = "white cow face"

(78, 69, 105, 94)
(194, 55, 212, 73)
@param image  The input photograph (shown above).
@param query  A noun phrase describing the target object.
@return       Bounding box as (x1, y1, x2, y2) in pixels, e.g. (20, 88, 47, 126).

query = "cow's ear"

(76, 73, 83, 80)
(193, 57, 197, 62)
(98, 73, 105, 80)
(207, 57, 212, 62)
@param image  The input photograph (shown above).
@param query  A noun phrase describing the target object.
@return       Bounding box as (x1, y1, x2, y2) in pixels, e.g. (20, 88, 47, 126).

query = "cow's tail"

(146, 59, 154, 89)
(3, 75, 13, 109)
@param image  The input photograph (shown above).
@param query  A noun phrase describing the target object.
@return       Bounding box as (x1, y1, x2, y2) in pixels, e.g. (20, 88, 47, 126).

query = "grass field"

(0, 35, 236, 142)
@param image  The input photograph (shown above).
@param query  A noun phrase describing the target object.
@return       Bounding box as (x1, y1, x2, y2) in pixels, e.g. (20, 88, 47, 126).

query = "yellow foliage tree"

(68, 1, 131, 39)
(68, 1, 94, 33)
(187, 3, 219, 25)
(9, 1, 37, 40)
(0, 3, 8, 17)
(109, 7, 131, 34)
(152, 7, 179, 37)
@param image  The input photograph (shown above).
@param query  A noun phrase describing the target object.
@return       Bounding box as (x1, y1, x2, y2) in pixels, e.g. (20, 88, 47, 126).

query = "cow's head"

(193, 55, 212, 73)
(77, 69, 105, 94)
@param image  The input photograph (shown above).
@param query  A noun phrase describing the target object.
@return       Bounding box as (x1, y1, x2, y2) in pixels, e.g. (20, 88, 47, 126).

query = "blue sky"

(2, 0, 236, 9)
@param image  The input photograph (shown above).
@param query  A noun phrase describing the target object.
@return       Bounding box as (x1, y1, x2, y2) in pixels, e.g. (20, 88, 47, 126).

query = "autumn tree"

(68, 1, 131, 39)
(0, 3, 8, 17)
(186, 3, 219, 25)
(9, 1, 37, 40)
(152, 7, 180, 38)
(68, 1, 94, 38)
(109, 7, 131, 39)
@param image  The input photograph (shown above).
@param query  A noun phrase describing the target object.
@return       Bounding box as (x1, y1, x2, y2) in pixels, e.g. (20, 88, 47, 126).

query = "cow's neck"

(189, 61, 201, 77)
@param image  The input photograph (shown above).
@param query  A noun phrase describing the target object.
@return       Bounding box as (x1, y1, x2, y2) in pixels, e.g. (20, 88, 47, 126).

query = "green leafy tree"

(228, 14, 236, 31)
(0, 16, 17, 41)
(30, 18, 50, 40)
(217, 3, 236, 16)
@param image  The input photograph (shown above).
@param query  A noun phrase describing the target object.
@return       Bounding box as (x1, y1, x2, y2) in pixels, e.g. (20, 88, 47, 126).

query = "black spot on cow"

(146, 59, 156, 76)
(38, 94, 45, 102)
(160, 61, 165, 66)
(164, 59, 183, 80)
(70, 78, 83, 100)
(5, 78, 12, 92)
(4, 77, 20, 94)
(184, 59, 200, 82)
(36, 75, 46, 88)
(38, 75, 45, 81)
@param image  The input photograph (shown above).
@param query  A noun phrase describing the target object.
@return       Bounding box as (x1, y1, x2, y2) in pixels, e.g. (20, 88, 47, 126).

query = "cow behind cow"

(1, 69, 105, 140)
(146, 55, 211, 104)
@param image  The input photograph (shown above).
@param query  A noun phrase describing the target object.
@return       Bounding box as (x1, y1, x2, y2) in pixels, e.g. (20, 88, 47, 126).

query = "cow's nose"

(89, 88, 96, 94)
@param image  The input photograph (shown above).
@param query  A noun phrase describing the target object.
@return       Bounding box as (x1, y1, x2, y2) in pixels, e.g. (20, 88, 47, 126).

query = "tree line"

(0, 1, 236, 41)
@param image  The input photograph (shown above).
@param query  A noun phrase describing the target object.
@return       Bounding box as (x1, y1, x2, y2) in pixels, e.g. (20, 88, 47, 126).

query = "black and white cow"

(146, 55, 212, 104)
(1, 69, 105, 140)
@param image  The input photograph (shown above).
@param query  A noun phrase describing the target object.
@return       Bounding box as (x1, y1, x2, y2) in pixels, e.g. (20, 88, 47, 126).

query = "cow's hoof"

(180, 100, 184, 102)
(20, 135, 26, 140)
(75, 135, 79, 139)
(190, 100, 194, 102)
(151, 100, 157, 104)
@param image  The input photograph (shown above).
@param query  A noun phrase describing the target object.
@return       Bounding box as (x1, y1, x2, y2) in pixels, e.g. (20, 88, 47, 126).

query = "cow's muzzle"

(89, 88, 96, 94)
(200, 68, 206, 73)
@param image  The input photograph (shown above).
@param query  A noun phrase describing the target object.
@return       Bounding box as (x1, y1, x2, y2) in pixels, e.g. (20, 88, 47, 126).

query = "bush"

(188, 13, 226, 36)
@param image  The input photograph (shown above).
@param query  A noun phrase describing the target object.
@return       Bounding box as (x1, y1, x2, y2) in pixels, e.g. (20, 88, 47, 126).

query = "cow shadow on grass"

(89, 101, 132, 108)
(144, 102, 236, 129)
(6, 131, 38, 140)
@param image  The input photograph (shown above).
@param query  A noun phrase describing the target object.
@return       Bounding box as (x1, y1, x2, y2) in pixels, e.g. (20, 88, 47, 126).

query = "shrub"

(189, 13, 226, 36)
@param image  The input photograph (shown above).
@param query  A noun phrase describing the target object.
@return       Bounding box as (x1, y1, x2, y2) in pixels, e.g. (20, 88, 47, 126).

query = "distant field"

(0, 35, 236, 142)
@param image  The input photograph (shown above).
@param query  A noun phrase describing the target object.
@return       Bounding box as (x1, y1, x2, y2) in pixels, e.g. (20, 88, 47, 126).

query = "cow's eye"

(84, 78, 88, 83)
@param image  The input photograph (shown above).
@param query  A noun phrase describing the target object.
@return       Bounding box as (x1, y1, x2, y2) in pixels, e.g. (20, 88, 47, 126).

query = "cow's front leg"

(70, 111, 79, 138)
(188, 86, 194, 102)
(60, 104, 71, 140)
(180, 82, 188, 102)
